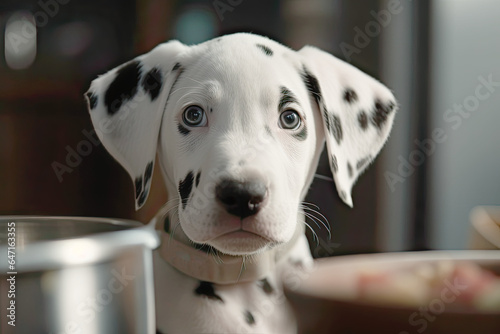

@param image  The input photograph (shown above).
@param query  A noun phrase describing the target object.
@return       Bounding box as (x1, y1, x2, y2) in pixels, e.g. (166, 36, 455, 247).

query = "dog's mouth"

(207, 229, 274, 256)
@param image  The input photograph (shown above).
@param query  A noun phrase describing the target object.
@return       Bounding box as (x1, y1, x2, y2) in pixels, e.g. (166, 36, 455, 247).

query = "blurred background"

(1, 0, 499, 255)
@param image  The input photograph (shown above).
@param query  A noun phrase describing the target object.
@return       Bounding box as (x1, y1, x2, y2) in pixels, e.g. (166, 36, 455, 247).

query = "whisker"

(169, 85, 203, 96)
(213, 248, 224, 264)
(237, 256, 247, 282)
(164, 200, 180, 209)
(204, 245, 223, 264)
(303, 211, 322, 230)
(299, 206, 321, 239)
(155, 197, 179, 213)
(314, 173, 334, 182)
(168, 208, 181, 244)
(301, 208, 331, 240)
(303, 211, 331, 241)
(164, 204, 180, 221)
(303, 207, 330, 229)
(300, 202, 331, 239)
(303, 207, 329, 225)
(302, 221, 319, 246)
(301, 201, 321, 210)
(184, 77, 206, 85)
(178, 90, 213, 103)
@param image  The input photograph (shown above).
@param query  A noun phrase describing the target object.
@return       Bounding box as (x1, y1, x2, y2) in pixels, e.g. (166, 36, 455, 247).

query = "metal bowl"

(0, 216, 159, 334)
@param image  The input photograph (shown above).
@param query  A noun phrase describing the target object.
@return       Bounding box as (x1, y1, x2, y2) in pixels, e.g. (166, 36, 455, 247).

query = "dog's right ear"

(84, 40, 190, 210)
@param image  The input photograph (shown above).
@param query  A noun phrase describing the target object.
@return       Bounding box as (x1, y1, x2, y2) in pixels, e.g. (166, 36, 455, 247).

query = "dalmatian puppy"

(85, 33, 396, 334)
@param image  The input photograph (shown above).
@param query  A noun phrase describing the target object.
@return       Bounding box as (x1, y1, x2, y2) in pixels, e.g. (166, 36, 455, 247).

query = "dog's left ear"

(85, 40, 190, 210)
(299, 46, 397, 207)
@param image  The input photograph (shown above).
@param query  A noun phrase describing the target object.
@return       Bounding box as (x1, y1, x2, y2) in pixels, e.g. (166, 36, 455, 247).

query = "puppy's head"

(85, 33, 396, 256)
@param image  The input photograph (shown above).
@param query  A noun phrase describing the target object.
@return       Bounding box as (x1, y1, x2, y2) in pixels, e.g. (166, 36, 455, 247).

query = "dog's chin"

(208, 231, 274, 256)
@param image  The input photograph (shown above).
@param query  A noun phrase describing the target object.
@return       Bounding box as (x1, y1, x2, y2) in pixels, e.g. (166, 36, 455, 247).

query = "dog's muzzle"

(215, 179, 268, 219)
(151, 204, 304, 284)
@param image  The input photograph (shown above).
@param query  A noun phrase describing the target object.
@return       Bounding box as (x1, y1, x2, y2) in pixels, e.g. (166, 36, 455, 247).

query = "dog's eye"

(279, 110, 301, 130)
(182, 105, 207, 127)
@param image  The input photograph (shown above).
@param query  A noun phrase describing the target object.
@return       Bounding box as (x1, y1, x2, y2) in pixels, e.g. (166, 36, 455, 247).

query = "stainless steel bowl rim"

(0, 215, 160, 272)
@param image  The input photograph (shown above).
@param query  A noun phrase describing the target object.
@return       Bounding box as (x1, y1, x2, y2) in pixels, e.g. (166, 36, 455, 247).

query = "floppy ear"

(85, 40, 190, 210)
(299, 46, 397, 207)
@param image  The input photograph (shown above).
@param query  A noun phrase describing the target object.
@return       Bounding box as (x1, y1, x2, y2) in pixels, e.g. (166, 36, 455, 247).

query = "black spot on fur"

(301, 66, 322, 106)
(194, 243, 215, 254)
(144, 161, 153, 185)
(330, 114, 343, 145)
(259, 278, 274, 295)
(279, 86, 298, 111)
(138, 189, 148, 207)
(105, 60, 142, 115)
(293, 126, 307, 141)
(388, 101, 396, 111)
(371, 99, 395, 129)
(177, 123, 190, 136)
(167, 68, 184, 103)
(324, 109, 343, 144)
(85, 91, 98, 110)
(356, 156, 372, 170)
(244, 310, 256, 325)
(135, 177, 143, 200)
(163, 215, 170, 233)
(347, 162, 353, 178)
(179, 171, 194, 209)
(322, 107, 330, 131)
(358, 111, 368, 130)
(172, 62, 181, 71)
(265, 125, 273, 138)
(343, 88, 358, 103)
(256, 44, 273, 56)
(194, 281, 224, 303)
(330, 155, 338, 173)
(195, 171, 201, 187)
(142, 67, 163, 101)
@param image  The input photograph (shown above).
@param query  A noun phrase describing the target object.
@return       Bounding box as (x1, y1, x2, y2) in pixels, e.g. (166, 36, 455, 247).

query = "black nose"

(215, 179, 267, 219)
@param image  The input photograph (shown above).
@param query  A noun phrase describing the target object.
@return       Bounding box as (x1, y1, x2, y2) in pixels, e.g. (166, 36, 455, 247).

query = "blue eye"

(182, 105, 207, 127)
(279, 110, 301, 130)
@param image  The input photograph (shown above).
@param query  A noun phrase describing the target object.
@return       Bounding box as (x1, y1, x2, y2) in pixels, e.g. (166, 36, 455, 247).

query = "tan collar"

(151, 206, 304, 284)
